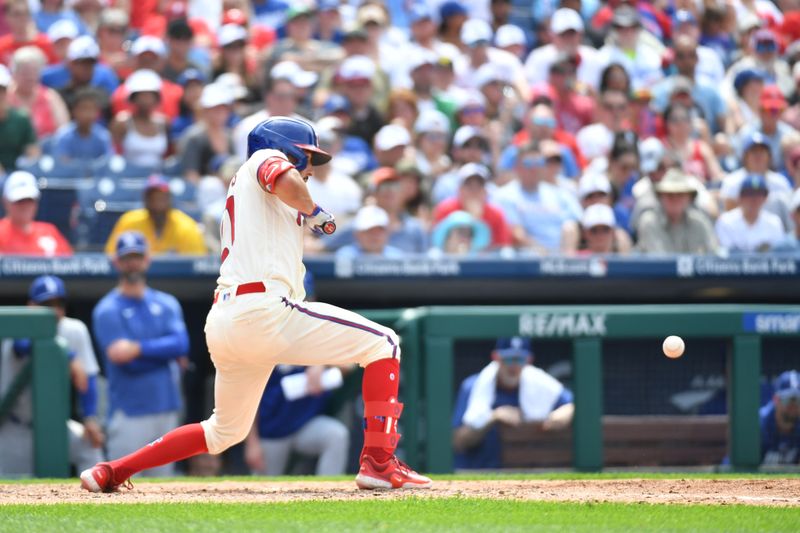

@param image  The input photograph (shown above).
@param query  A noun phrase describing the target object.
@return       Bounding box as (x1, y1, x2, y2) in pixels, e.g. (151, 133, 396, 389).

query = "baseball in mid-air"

(662, 336, 685, 359)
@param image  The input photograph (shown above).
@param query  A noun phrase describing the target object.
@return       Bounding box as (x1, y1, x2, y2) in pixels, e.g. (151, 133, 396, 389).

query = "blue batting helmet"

(247, 116, 332, 169)
(29, 275, 67, 303)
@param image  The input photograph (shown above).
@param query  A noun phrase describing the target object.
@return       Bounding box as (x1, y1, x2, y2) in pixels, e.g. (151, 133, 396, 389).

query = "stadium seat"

(76, 176, 144, 250)
(16, 156, 95, 243)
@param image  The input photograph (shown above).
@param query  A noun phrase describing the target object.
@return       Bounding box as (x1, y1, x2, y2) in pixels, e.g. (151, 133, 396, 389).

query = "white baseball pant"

(201, 281, 399, 455)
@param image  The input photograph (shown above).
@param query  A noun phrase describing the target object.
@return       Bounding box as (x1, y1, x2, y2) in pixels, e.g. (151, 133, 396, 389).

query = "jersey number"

(220, 195, 235, 263)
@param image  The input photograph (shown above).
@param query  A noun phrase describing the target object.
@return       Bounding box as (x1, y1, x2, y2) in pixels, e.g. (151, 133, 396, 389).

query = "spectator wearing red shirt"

(543, 53, 595, 135)
(0, 0, 58, 66)
(110, 36, 183, 120)
(0, 171, 72, 256)
(433, 163, 512, 248)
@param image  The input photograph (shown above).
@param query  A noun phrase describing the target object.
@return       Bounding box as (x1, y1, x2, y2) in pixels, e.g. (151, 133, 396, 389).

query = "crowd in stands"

(0, 0, 800, 258)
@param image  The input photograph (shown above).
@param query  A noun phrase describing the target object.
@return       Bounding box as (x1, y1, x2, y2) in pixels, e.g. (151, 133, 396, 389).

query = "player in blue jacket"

(452, 338, 574, 469)
(760, 370, 800, 465)
(91, 231, 190, 477)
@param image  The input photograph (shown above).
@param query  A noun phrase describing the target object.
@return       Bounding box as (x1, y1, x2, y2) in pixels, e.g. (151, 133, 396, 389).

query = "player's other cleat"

(79, 462, 132, 493)
(355, 455, 432, 489)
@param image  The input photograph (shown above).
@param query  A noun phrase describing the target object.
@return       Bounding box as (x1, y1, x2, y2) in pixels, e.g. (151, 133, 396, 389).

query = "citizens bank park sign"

(519, 312, 607, 337)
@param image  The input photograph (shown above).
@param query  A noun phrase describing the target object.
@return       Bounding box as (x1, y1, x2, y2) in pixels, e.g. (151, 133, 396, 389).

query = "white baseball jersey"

(217, 149, 307, 299)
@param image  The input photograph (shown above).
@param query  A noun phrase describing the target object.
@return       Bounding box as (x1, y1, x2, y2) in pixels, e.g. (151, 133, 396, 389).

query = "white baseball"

(662, 336, 685, 359)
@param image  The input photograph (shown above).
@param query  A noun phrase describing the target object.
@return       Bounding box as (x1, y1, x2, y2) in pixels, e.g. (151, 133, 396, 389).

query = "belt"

(213, 281, 267, 304)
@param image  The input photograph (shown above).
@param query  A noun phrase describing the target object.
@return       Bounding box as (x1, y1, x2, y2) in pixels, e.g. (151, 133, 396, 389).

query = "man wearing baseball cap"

(41, 35, 119, 104)
(720, 131, 793, 227)
(92, 231, 190, 476)
(452, 337, 574, 469)
(336, 205, 404, 259)
(104, 175, 206, 256)
(716, 173, 784, 253)
(735, 85, 795, 165)
(524, 7, 599, 90)
(0, 275, 105, 476)
(110, 35, 183, 120)
(0, 171, 72, 256)
(760, 370, 800, 465)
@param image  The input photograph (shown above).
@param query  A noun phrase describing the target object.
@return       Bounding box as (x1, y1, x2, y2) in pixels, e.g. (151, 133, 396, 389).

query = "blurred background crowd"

(1, 0, 800, 259)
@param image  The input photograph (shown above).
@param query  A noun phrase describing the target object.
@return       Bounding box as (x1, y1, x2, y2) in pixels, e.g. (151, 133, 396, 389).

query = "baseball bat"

(321, 221, 336, 235)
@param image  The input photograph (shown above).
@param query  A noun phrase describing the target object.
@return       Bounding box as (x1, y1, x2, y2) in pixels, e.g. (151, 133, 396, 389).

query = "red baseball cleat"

(79, 462, 133, 493)
(355, 455, 432, 489)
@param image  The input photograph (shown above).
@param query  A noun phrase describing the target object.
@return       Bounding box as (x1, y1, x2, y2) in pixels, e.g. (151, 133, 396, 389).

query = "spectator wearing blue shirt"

(92, 231, 190, 477)
(760, 370, 800, 465)
(42, 35, 119, 108)
(494, 143, 582, 252)
(50, 87, 112, 161)
(336, 205, 406, 259)
(452, 338, 574, 470)
(244, 365, 350, 476)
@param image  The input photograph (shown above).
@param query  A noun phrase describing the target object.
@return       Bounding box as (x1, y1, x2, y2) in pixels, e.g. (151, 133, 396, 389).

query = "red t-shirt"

(0, 34, 58, 66)
(433, 198, 512, 247)
(110, 78, 183, 121)
(0, 218, 73, 256)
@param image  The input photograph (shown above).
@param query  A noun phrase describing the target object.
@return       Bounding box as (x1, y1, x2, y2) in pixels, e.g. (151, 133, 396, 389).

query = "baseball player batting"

(80, 117, 431, 491)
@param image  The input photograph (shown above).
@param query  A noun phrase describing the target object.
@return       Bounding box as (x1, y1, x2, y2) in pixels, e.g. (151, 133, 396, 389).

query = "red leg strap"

(364, 401, 404, 419)
(363, 431, 401, 449)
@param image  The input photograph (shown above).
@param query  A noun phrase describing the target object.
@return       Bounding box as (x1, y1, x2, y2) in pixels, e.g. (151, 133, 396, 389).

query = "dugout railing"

(387, 304, 800, 473)
(0, 307, 70, 477)
(11, 304, 800, 477)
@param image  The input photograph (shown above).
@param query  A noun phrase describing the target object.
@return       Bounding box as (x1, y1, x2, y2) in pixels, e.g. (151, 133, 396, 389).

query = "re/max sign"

(519, 313, 607, 337)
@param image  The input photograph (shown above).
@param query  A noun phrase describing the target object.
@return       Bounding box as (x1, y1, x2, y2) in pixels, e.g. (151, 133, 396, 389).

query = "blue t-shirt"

(760, 401, 800, 465)
(494, 180, 582, 251)
(257, 366, 331, 439)
(50, 122, 113, 161)
(41, 63, 119, 95)
(92, 287, 189, 417)
(452, 372, 574, 469)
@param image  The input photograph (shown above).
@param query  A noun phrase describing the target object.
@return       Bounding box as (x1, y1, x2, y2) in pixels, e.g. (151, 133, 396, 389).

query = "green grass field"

(3, 499, 799, 533)
(2, 474, 799, 533)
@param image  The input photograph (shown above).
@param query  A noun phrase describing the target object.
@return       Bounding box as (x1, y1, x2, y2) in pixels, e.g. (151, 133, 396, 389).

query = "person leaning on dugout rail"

(451, 337, 574, 469)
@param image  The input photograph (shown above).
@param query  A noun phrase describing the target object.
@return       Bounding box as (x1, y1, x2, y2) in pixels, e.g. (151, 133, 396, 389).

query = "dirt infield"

(2, 479, 799, 507)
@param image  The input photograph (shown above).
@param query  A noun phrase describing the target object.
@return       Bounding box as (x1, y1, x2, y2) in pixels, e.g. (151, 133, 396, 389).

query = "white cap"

(125, 68, 162, 94)
(414, 109, 450, 134)
(48, 19, 79, 43)
(374, 124, 411, 151)
(353, 205, 389, 231)
(495, 24, 526, 48)
(218, 23, 248, 47)
(3, 171, 40, 202)
(639, 137, 665, 174)
(453, 125, 486, 148)
(338, 55, 375, 81)
(67, 35, 99, 61)
(455, 90, 486, 111)
(316, 116, 343, 145)
(578, 173, 612, 199)
(200, 82, 234, 108)
(474, 63, 513, 88)
(131, 35, 167, 57)
(461, 18, 493, 47)
(581, 203, 616, 229)
(0, 64, 10, 87)
(458, 162, 490, 183)
(215, 72, 248, 100)
(791, 188, 800, 212)
(406, 47, 437, 73)
(550, 7, 584, 34)
(270, 60, 318, 88)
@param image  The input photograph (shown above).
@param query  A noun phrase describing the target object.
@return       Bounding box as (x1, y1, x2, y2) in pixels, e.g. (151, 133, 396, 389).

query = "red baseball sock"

(109, 423, 208, 482)
(361, 358, 400, 464)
